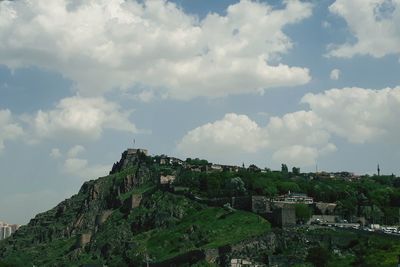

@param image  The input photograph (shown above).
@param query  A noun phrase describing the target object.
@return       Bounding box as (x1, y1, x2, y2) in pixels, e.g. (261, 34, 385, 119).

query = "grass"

(118, 183, 156, 201)
(307, 228, 400, 267)
(133, 207, 270, 262)
(2, 237, 76, 266)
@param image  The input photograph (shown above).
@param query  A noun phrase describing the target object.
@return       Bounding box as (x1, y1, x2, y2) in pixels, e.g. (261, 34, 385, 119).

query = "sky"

(0, 0, 400, 224)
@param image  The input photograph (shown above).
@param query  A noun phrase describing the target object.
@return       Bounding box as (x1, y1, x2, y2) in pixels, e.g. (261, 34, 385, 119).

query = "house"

(210, 164, 223, 172)
(314, 202, 337, 215)
(169, 157, 185, 165)
(273, 191, 314, 204)
(160, 175, 176, 185)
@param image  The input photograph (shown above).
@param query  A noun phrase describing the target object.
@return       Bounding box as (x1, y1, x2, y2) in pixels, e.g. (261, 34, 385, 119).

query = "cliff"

(0, 150, 270, 266)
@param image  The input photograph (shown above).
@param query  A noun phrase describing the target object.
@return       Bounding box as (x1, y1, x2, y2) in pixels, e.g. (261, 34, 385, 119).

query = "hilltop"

(0, 149, 400, 267)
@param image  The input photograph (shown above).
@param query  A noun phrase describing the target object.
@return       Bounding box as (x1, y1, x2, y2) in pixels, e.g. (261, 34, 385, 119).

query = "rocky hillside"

(1, 150, 400, 267)
(0, 150, 270, 266)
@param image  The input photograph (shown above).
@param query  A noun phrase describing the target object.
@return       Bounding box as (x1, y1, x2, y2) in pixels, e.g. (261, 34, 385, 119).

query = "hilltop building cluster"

(154, 155, 241, 173)
(114, 148, 400, 233)
(273, 191, 314, 204)
(0, 221, 20, 240)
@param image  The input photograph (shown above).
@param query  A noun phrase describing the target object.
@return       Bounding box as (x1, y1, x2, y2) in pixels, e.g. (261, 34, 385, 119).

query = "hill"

(0, 150, 270, 266)
(1, 149, 400, 267)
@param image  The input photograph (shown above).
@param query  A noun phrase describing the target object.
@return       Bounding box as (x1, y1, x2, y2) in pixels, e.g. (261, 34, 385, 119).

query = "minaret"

(377, 164, 380, 176)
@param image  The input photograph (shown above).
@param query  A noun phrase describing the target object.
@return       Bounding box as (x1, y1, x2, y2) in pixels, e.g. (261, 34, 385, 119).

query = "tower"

(377, 164, 380, 176)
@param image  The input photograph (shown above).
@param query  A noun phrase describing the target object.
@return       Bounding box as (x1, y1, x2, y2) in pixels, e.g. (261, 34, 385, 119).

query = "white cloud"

(29, 95, 137, 140)
(0, 109, 24, 152)
(322, 20, 331, 28)
(63, 157, 110, 180)
(272, 143, 337, 167)
(134, 90, 155, 103)
(327, 0, 400, 58)
(177, 111, 334, 167)
(177, 113, 268, 158)
(301, 86, 400, 143)
(55, 145, 110, 180)
(329, 68, 341, 80)
(178, 86, 400, 166)
(272, 145, 318, 167)
(0, 0, 312, 99)
(67, 145, 85, 158)
(266, 111, 330, 148)
(49, 148, 62, 159)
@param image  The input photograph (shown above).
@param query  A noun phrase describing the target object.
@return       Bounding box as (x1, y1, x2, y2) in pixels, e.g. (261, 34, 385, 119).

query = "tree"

(295, 204, 312, 224)
(281, 164, 288, 173)
(226, 177, 246, 196)
(292, 167, 300, 175)
(306, 246, 331, 267)
(281, 164, 289, 178)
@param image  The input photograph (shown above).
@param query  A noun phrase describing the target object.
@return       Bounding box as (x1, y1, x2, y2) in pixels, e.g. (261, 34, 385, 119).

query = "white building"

(0, 221, 20, 240)
(273, 191, 314, 205)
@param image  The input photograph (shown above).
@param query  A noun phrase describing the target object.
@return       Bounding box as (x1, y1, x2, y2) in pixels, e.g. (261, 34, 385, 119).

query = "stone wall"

(251, 196, 271, 214)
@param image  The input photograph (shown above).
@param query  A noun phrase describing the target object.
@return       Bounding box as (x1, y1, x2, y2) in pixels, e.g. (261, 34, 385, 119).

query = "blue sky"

(1, 0, 400, 224)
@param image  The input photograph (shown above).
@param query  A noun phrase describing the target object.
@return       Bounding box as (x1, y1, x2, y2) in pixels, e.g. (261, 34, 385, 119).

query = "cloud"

(133, 90, 155, 103)
(272, 145, 318, 167)
(0, 0, 312, 99)
(0, 109, 24, 152)
(273, 143, 337, 167)
(178, 86, 400, 166)
(49, 148, 62, 159)
(63, 158, 110, 180)
(301, 86, 400, 143)
(54, 145, 110, 180)
(329, 68, 341, 80)
(27, 95, 137, 141)
(177, 111, 334, 167)
(327, 0, 400, 58)
(177, 113, 268, 158)
(66, 145, 85, 158)
(322, 20, 331, 28)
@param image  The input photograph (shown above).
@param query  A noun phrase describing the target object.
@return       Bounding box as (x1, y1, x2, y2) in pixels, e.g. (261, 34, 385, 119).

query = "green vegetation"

(295, 204, 312, 223)
(1, 152, 400, 266)
(134, 207, 270, 261)
(304, 228, 400, 267)
(173, 168, 400, 224)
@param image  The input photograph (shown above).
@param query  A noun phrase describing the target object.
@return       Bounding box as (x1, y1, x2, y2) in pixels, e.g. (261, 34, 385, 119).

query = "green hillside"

(1, 150, 400, 266)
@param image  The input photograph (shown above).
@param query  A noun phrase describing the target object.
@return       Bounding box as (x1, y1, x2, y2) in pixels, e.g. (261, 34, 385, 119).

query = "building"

(266, 204, 296, 228)
(273, 191, 313, 204)
(126, 148, 148, 156)
(0, 221, 20, 240)
(314, 202, 337, 215)
(160, 175, 176, 185)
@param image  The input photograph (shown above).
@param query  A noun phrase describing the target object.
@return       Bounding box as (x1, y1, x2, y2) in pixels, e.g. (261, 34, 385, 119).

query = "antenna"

(133, 138, 136, 149)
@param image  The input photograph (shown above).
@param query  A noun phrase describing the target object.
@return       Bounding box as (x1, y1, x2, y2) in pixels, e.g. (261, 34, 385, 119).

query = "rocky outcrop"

(77, 233, 92, 248)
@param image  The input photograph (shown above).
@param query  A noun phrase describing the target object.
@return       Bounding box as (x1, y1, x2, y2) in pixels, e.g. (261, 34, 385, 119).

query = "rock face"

(0, 150, 155, 263)
(110, 148, 148, 174)
(129, 194, 142, 209)
(77, 233, 92, 248)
